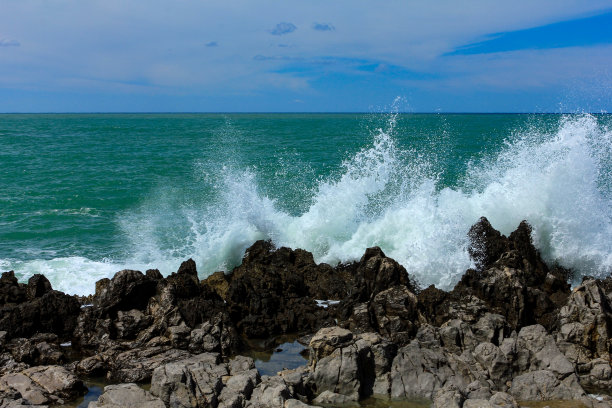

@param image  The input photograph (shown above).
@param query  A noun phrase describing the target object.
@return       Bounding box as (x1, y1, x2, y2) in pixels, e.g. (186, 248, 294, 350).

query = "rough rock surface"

(0, 272, 81, 340)
(88, 383, 165, 408)
(3, 217, 612, 408)
(0, 365, 86, 406)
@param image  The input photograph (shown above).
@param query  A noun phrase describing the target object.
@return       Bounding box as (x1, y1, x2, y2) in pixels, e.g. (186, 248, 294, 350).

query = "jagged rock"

(94, 270, 159, 315)
(150, 353, 226, 407)
(150, 353, 261, 408)
(432, 383, 464, 408)
(226, 241, 336, 338)
(114, 309, 153, 340)
(76, 347, 191, 382)
(0, 290, 80, 341)
(557, 279, 612, 364)
(0, 365, 86, 405)
(514, 325, 575, 377)
(5, 334, 65, 367)
(203, 271, 230, 300)
(246, 376, 292, 408)
(344, 246, 417, 302)
(455, 218, 570, 331)
(473, 342, 511, 384)
(390, 336, 452, 399)
(88, 383, 165, 408)
(308, 326, 353, 365)
(370, 285, 420, 344)
(25, 275, 52, 301)
(0, 272, 26, 305)
(509, 370, 585, 400)
(310, 339, 364, 400)
(73, 261, 240, 359)
(555, 278, 612, 392)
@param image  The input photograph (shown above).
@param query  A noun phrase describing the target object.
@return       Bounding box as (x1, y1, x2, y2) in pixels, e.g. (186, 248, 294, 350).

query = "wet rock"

(88, 383, 165, 408)
(0, 288, 80, 341)
(25, 275, 52, 301)
(94, 270, 159, 315)
(203, 271, 230, 300)
(0, 272, 26, 305)
(226, 241, 336, 338)
(455, 218, 570, 331)
(114, 309, 152, 340)
(370, 285, 420, 344)
(74, 261, 240, 359)
(345, 246, 417, 302)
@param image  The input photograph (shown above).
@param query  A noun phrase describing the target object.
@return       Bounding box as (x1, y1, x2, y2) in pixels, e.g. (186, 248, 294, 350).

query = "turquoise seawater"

(1, 113, 611, 295)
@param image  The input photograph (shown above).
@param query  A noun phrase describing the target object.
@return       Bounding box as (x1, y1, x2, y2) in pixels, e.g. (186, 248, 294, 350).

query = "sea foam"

(4, 114, 611, 295)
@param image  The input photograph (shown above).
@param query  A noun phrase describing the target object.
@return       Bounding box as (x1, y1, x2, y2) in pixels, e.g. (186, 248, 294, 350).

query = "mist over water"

(2, 113, 611, 295)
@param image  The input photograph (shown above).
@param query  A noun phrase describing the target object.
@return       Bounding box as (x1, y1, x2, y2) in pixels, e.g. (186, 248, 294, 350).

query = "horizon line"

(0, 111, 609, 115)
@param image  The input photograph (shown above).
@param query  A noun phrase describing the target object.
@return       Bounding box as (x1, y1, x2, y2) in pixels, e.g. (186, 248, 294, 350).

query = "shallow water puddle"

(246, 338, 309, 377)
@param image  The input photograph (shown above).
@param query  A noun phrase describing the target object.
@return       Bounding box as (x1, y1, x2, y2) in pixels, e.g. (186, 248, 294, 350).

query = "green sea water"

(1, 113, 611, 295)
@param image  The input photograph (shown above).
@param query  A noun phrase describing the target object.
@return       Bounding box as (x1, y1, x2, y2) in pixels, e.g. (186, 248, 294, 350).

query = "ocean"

(1, 113, 611, 295)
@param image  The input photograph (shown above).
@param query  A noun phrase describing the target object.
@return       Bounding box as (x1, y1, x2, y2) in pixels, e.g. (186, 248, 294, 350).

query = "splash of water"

(5, 114, 612, 295)
(123, 112, 612, 289)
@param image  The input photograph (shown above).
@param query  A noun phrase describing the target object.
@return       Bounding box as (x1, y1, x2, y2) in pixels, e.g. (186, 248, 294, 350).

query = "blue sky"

(1, 1, 611, 112)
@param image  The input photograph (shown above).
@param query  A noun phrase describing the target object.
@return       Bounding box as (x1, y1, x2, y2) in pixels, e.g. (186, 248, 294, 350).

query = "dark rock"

(370, 285, 420, 344)
(203, 271, 230, 300)
(176, 258, 197, 277)
(94, 270, 158, 316)
(0, 289, 80, 340)
(25, 275, 52, 301)
(226, 241, 336, 338)
(0, 272, 26, 305)
(454, 217, 570, 331)
(5, 334, 65, 366)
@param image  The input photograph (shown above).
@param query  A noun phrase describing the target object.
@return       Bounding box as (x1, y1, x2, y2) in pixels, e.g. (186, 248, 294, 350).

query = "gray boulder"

(150, 353, 226, 408)
(0, 365, 85, 405)
(88, 383, 164, 408)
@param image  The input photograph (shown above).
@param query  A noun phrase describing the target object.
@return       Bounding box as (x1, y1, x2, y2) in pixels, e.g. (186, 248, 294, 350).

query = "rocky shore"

(1, 217, 611, 407)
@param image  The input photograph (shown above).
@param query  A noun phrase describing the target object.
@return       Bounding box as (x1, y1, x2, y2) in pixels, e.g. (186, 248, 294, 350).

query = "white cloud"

(0, 0, 610, 107)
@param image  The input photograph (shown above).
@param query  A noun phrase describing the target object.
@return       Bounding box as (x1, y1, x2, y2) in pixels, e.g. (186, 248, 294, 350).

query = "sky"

(1, 1, 612, 112)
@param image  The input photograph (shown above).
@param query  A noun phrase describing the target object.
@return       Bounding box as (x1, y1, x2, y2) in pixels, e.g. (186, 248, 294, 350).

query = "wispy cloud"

(0, 39, 20, 47)
(269, 22, 297, 36)
(312, 22, 335, 31)
(253, 54, 303, 62)
(205, 41, 218, 47)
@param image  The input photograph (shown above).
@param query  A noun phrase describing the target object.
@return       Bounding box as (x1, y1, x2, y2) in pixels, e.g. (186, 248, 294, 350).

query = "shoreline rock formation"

(0, 217, 610, 407)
